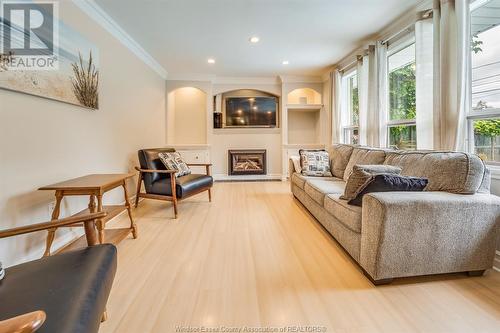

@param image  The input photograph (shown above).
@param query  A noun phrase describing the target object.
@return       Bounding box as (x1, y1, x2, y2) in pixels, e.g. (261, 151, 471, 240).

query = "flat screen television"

(225, 96, 278, 127)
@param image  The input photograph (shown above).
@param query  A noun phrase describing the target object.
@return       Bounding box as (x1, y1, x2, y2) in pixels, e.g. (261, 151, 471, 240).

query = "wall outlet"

(48, 201, 56, 218)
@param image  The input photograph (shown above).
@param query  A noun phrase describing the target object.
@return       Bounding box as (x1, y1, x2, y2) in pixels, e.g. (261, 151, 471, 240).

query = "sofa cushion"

(329, 144, 355, 178)
(150, 174, 213, 198)
(324, 194, 362, 233)
(384, 151, 486, 194)
(341, 164, 402, 201)
(0, 244, 117, 333)
(291, 173, 338, 190)
(304, 178, 346, 205)
(343, 147, 387, 181)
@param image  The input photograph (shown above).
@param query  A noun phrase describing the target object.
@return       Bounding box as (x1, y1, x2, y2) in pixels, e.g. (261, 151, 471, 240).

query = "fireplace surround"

(228, 150, 266, 175)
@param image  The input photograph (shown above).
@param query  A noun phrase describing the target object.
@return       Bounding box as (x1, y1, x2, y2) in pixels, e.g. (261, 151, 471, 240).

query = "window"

(387, 42, 417, 150)
(342, 70, 359, 144)
(468, 1, 500, 164)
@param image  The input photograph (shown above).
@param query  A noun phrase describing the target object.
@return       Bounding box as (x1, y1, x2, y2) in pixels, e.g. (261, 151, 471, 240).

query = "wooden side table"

(39, 174, 138, 256)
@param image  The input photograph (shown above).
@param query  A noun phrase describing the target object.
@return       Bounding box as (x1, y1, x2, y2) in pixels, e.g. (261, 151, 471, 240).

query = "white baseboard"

(494, 250, 500, 272)
(213, 173, 283, 181)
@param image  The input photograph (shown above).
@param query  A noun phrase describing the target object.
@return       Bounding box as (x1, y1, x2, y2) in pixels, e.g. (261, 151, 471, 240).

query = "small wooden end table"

(39, 174, 138, 256)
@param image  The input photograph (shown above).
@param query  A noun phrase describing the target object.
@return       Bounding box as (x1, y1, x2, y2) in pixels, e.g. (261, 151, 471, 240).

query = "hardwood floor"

(100, 181, 500, 333)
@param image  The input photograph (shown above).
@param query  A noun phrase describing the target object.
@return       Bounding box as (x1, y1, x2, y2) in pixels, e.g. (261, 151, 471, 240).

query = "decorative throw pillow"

(299, 149, 332, 177)
(340, 164, 402, 201)
(348, 174, 428, 207)
(158, 152, 191, 177)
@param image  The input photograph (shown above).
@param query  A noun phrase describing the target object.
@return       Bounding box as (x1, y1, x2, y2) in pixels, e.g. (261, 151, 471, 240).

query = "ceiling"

(95, 0, 419, 78)
(471, 0, 500, 35)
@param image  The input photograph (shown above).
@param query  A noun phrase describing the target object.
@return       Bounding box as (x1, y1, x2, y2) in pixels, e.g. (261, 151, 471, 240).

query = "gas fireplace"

(228, 150, 266, 176)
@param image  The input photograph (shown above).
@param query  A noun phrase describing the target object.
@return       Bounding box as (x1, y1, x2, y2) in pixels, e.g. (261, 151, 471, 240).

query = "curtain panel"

(376, 41, 388, 148)
(357, 56, 368, 145)
(332, 69, 342, 144)
(434, 0, 471, 151)
(415, 14, 434, 150)
(358, 46, 380, 147)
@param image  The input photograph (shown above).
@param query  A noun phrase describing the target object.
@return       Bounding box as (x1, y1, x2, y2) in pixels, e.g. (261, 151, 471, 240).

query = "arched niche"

(167, 87, 207, 144)
(287, 88, 321, 105)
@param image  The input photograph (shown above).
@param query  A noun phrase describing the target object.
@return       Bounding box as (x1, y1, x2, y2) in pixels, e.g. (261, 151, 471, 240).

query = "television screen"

(225, 97, 278, 127)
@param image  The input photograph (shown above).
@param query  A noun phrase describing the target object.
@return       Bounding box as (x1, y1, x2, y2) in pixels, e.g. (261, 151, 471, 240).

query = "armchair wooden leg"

(172, 199, 178, 219)
(170, 175, 178, 219)
(101, 309, 108, 322)
(208, 189, 212, 202)
(135, 173, 142, 208)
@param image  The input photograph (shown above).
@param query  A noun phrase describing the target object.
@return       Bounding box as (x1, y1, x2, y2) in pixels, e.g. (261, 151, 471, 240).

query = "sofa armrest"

(288, 156, 300, 177)
(360, 191, 500, 280)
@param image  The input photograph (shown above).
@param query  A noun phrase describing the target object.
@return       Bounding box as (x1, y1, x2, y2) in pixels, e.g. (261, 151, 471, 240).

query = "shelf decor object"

(214, 111, 222, 128)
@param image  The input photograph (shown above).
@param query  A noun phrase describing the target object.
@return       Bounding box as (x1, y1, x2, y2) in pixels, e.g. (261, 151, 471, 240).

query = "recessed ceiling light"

(282, 60, 289, 65)
(249, 36, 260, 43)
(207, 58, 215, 64)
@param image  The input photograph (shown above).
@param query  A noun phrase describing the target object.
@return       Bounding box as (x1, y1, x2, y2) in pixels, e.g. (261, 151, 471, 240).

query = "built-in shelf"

(286, 103, 323, 110)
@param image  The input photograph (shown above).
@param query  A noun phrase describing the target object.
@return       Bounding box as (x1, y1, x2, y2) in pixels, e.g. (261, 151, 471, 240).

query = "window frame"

(467, 0, 500, 167)
(385, 37, 417, 149)
(341, 68, 359, 144)
(466, 109, 500, 167)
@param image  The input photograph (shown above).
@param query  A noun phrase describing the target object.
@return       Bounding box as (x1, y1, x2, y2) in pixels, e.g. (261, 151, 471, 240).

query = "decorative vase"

(214, 112, 222, 128)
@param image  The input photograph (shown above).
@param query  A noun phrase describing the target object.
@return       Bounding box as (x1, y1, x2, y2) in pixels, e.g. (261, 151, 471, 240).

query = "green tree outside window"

(388, 62, 416, 149)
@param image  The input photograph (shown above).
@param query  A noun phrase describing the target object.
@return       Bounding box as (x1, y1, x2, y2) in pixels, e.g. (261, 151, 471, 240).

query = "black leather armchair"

(135, 148, 213, 218)
(0, 212, 117, 333)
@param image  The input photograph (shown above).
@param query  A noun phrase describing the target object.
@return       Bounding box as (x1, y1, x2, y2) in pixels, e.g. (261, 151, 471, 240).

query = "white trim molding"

(72, 0, 167, 79)
(213, 174, 282, 181)
(214, 76, 281, 85)
(494, 250, 500, 272)
(279, 75, 324, 84)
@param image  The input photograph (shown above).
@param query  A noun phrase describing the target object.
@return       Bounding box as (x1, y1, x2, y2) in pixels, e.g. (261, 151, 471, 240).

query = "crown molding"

(279, 75, 323, 84)
(166, 73, 217, 82)
(213, 76, 281, 85)
(72, 0, 167, 79)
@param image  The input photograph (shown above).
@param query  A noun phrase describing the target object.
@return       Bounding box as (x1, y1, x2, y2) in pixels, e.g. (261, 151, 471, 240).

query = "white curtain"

(358, 46, 380, 147)
(415, 14, 434, 150)
(365, 45, 380, 147)
(376, 41, 388, 147)
(357, 56, 368, 145)
(332, 69, 342, 143)
(434, 0, 471, 151)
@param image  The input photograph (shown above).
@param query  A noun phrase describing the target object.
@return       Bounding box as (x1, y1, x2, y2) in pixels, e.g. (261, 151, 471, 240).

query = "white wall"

(0, 1, 166, 267)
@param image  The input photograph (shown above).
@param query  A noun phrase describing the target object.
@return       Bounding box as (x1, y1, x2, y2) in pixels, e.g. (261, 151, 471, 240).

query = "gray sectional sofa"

(290, 144, 500, 284)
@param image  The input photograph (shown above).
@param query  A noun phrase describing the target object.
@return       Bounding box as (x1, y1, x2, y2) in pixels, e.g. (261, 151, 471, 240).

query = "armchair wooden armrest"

(134, 167, 176, 174)
(0, 311, 46, 333)
(186, 163, 212, 176)
(0, 212, 106, 239)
